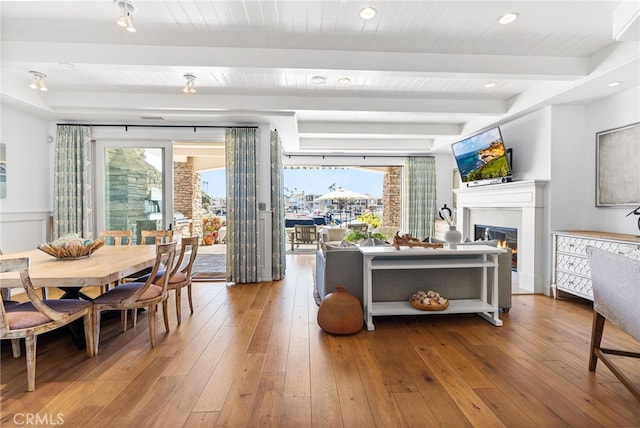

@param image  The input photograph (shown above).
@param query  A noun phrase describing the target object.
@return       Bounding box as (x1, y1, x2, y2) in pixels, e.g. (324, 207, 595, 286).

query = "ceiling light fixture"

(311, 75, 327, 84)
(28, 71, 48, 91)
(338, 77, 351, 85)
(114, 0, 136, 32)
(607, 81, 621, 87)
(484, 82, 498, 88)
(359, 6, 377, 20)
(183, 73, 197, 94)
(498, 12, 519, 25)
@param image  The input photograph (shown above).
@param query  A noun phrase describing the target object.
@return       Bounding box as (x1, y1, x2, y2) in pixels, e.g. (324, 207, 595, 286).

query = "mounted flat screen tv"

(451, 127, 512, 187)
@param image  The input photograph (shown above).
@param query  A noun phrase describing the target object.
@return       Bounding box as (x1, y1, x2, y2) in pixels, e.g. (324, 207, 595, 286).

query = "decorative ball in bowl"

(38, 233, 104, 259)
(409, 290, 449, 311)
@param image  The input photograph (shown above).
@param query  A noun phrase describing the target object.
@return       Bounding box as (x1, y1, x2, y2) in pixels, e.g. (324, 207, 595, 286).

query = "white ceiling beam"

(42, 92, 506, 115)
(192, 157, 225, 172)
(299, 138, 433, 153)
(298, 122, 460, 137)
(173, 147, 224, 157)
(3, 42, 588, 80)
(613, 1, 640, 41)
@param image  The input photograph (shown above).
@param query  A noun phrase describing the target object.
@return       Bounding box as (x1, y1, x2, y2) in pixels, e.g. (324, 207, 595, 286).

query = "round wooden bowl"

(409, 298, 449, 311)
(38, 239, 104, 259)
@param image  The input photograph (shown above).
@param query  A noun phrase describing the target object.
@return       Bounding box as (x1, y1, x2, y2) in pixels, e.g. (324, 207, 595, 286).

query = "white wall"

(500, 107, 552, 181)
(0, 105, 52, 213)
(434, 152, 456, 219)
(0, 105, 53, 252)
(583, 86, 640, 234)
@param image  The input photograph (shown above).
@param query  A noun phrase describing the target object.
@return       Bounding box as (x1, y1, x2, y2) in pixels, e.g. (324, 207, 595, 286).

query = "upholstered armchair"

(586, 246, 640, 400)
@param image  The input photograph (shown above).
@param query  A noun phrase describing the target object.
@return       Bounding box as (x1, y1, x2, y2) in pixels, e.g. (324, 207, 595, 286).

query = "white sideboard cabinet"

(552, 230, 640, 300)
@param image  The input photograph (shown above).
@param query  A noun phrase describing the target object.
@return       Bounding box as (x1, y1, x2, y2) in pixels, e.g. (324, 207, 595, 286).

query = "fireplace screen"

(474, 224, 517, 271)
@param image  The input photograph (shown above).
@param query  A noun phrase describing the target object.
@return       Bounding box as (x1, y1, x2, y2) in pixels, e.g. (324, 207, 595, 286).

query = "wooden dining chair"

(0, 248, 9, 301)
(91, 242, 177, 353)
(98, 230, 134, 292)
(140, 229, 174, 245)
(161, 236, 199, 325)
(124, 229, 174, 281)
(130, 237, 200, 325)
(0, 257, 95, 391)
(100, 229, 132, 246)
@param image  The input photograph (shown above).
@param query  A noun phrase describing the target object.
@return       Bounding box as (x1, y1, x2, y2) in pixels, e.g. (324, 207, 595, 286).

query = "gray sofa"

(314, 242, 513, 311)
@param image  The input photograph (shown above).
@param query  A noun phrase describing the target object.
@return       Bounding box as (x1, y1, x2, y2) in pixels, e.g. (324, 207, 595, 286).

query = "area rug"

(192, 253, 226, 281)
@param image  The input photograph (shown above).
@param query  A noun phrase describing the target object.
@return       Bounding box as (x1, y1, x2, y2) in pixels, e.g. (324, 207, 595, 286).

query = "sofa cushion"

(321, 241, 360, 256)
(359, 238, 387, 247)
(460, 239, 499, 247)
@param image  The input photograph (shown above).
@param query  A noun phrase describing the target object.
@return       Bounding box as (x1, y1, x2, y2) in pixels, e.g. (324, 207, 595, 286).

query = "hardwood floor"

(2, 254, 639, 427)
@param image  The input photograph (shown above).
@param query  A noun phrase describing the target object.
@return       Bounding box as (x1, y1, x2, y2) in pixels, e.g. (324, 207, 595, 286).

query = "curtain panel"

(54, 125, 93, 239)
(270, 130, 286, 280)
(405, 157, 437, 240)
(225, 127, 259, 283)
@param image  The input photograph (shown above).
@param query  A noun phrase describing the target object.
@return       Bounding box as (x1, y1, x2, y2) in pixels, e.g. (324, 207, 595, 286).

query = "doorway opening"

(283, 165, 399, 253)
(173, 141, 227, 281)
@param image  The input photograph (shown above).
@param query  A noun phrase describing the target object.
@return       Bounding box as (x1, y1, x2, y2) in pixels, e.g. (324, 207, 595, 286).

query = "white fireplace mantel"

(454, 180, 548, 293)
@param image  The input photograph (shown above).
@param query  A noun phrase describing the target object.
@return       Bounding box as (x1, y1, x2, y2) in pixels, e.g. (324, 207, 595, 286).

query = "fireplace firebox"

(474, 224, 517, 271)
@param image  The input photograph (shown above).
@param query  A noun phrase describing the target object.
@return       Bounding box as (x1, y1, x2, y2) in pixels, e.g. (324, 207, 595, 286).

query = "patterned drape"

(54, 125, 93, 239)
(225, 127, 259, 283)
(405, 157, 437, 240)
(270, 130, 286, 280)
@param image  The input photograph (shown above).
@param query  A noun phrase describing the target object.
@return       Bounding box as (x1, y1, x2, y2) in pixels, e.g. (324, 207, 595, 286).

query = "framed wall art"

(596, 122, 640, 206)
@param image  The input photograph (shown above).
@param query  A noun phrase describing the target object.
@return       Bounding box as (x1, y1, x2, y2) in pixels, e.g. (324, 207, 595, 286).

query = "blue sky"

(200, 168, 384, 198)
(451, 127, 502, 156)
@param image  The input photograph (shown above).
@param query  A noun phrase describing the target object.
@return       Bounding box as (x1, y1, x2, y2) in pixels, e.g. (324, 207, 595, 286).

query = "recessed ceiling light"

(311, 75, 327, 84)
(338, 77, 351, 85)
(359, 6, 377, 20)
(607, 81, 621, 87)
(498, 13, 519, 25)
(484, 82, 498, 88)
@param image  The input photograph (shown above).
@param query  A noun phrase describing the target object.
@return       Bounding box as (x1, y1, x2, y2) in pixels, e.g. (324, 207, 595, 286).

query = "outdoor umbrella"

(316, 188, 369, 225)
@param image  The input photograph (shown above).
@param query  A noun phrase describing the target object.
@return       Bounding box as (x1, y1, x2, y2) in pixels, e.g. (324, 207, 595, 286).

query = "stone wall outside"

(382, 166, 402, 227)
(173, 158, 203, 239)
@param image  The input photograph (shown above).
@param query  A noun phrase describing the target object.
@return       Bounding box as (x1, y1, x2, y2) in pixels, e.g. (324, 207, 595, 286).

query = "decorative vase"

(203, 233, 214, 245)
(317, 286, 363, 335)
(444, 226, 462, 249)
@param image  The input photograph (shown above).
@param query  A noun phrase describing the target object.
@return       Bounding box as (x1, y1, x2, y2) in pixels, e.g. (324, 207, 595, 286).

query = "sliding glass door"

(94, 141, 173, 244)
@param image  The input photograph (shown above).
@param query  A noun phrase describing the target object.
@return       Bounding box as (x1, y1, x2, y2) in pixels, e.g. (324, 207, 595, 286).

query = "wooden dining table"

(0, 245, 157, 292)
(0, 245, 159, 347)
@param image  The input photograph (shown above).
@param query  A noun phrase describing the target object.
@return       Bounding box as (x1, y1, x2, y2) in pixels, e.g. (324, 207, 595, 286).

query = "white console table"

(360, 245, 505, 330)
